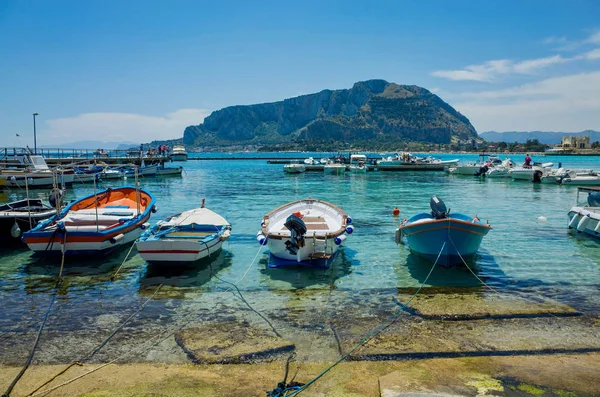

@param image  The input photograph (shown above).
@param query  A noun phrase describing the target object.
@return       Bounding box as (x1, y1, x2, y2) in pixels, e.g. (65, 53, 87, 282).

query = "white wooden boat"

(136, 204, 231, 263)
(22, 187, 156, 256)
(171, 146, 188, 161)
(258, 198, 353, 268)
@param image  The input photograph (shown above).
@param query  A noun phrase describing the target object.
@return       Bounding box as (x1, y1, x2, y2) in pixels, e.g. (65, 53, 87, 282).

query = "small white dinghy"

(136, 200, 231, 263)
(258, 198, 354, 268)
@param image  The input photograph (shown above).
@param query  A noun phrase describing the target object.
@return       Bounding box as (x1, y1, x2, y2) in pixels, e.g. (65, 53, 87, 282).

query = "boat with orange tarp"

(22, 186, 157, 256)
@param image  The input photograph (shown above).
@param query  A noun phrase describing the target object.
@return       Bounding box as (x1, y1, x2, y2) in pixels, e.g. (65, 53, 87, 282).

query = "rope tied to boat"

(2, 232, 69, 397)
(275, 242, 447, 397)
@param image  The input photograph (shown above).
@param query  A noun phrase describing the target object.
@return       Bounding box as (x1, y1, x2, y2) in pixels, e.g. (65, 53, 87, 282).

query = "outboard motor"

(588, 192, 600, 207)
(474, 165, 488, 177)
(430, 195, 448, 219)
(283, 214, 307, 255)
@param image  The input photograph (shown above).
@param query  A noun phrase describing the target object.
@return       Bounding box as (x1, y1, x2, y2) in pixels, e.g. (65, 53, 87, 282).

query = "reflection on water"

(140, 249, 233, 291)
(260, 247, 354, 290)
(405, 252, 484, 288)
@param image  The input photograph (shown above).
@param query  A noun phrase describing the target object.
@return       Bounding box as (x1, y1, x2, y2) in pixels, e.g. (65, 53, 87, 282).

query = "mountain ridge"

(183, 79, 479, 148)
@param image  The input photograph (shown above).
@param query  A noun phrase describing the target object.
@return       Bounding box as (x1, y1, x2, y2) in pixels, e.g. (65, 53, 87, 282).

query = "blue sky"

(1, 0, 599, 146)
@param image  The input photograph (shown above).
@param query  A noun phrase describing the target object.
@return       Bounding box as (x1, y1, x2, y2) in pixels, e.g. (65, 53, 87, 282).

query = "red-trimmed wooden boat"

(22, 186, 156, 256)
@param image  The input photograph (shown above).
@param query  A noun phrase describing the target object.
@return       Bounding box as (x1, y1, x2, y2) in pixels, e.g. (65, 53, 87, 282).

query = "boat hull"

(137, 238, 223, 263)
(562, 177, 600, 185)
(397, 217, 490, 267)
(24, 224, 148, 255)
(266, 236, 341, 268)
(171, 154, 188, 161)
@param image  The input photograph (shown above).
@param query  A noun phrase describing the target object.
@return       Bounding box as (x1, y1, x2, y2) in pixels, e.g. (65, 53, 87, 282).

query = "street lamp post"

(33, 112, 39, 155)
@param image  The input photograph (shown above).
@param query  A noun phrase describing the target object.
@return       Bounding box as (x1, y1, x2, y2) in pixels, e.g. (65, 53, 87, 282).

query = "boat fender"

(394, 229, 402, 244)
(568, 213, 581, 229)
(256, 233, 267, 245)
(140, 222, 149, 230)
(346, 216, 353, 224)
(151, 205, 158, 213)
(49, 188, 64, 209)
(11, 222, 21, 238)
(109, 233, 125, 244)
(334, 234, 346, 245)
(577, 214, 590, 233)
(57, 221, 66, 231)
(345, 225, 354, 234)
(594, 220, 600, 234)
(220, 229, 231, 241)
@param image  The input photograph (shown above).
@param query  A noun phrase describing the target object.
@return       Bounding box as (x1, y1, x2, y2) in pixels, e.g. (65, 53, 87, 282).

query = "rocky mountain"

(183, 80, 478, 147)
(480, 130, 600, 144)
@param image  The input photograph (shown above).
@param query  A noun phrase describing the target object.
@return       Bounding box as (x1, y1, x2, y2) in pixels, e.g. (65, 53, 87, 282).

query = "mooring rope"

(110, 241, 137, 281)
(2, 235, 70, 397)
(273, 242, 447, 397)
(26, 284, 163, 397)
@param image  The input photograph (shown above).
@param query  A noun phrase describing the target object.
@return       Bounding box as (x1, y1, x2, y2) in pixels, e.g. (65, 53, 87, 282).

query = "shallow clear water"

(1, 153, 599, 359)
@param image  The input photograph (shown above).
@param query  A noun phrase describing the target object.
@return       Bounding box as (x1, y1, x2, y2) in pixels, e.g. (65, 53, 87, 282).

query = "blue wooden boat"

(395, 196, 491, 267)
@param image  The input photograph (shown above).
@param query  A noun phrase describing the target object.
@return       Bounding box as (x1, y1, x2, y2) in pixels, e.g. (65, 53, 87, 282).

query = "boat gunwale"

(23, 186, 156, 241)
(261, 198, 348, 239)
(398, 216, 491, 234)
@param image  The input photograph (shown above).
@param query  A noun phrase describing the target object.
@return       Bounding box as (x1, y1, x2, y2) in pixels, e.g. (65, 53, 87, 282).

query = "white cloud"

(39, 109, 211, 145)
(432, 55, 571, 82)
(512, 55, 569, 74)
(542, 36, 567, 45)
(581, 48, 600, 60)
(585, 31, 600, 44)
(452, 71, 600, 131)
(432, 60, 511, 82)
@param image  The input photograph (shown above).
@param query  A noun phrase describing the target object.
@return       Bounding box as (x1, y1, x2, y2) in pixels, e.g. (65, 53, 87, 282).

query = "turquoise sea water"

(1, 153, 599, 363)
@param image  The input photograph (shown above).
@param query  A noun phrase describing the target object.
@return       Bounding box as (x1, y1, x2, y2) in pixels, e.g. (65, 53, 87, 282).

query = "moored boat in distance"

(258, 198, 354, 268)
(136, 200, 231, 263)
(568, 187, 600, 238)
(395, 195, 491, 267)
(22, 186, 156, 256)
(171, 145, 188, 161)
(348, 154, 368, 173)
(323, 161, 346, 175)
(283, 162, 306, 173)
(377, 153, 459, 171)
(156, 165, 184, 176)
